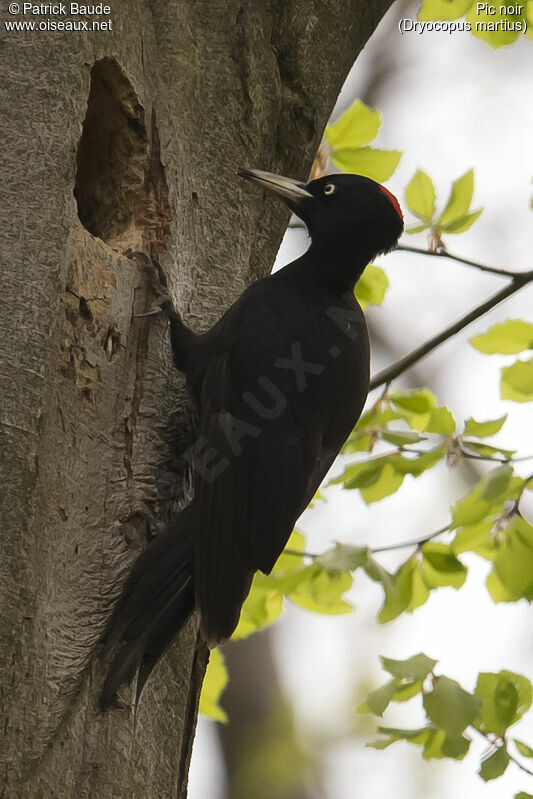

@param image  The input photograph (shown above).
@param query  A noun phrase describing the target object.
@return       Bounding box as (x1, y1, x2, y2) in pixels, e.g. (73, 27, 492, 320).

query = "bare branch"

(472, 728, 533, 778)
(370, 271, 533, 391)
(284, 524, 450, 562)
(370, 525, 449, 553)
(395, 244, 523, 278)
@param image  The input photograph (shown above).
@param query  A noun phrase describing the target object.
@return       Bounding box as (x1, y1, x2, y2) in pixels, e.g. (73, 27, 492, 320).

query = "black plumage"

(100, 169, 403, 708)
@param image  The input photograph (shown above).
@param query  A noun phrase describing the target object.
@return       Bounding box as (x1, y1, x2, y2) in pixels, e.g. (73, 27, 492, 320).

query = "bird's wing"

(191, 324, 325, 644)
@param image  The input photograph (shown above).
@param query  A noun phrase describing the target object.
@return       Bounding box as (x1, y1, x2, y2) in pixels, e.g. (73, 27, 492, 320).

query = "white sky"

(190, 8, 533, 798)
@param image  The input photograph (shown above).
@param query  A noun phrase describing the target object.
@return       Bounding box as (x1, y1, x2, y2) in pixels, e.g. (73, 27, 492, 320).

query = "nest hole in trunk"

(74, 57, 171, 254)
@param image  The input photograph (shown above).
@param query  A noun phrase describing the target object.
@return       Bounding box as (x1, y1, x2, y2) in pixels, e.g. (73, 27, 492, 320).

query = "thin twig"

(507, 750, 533, 778)
(460, 450, 511, 464)
(284, 548, 318, 559)
(461, 450, 533, 464)
(370, 271, 533, 390)
(472, 727, 533, 778)
(395, 244, 523, 278)
(513, 471, 533, 518)
(370, 525, 449, 553)
(283, 524, 450, 562)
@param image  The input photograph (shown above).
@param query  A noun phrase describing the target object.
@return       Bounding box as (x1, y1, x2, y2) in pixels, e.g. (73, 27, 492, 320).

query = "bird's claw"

(127, 250, 172, 309)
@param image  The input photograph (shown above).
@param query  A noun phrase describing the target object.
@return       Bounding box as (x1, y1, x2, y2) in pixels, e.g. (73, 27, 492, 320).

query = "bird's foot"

(126, 250, 192, 371)
(127, 250, 175, 318)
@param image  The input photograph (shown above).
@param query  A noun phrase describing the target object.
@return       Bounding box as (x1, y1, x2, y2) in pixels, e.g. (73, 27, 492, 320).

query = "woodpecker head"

(238, 168, 403, 264)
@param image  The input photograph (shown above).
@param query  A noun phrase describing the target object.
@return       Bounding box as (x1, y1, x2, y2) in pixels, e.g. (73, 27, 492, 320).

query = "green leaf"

(418, 0, 474, 21)
(355, 264, 389, 309)
(420, 543, 467, 589)
(493, 671, 532, 724)
(451, 518, 495, 559)
(380, 653, 437, 682)
(371, 725, 469, 761)
(380, 430, 426, 447)
(255, 565, 311, 595)
(335, 457, 388, 490)
(475, 672, 520, 735)
(336, 454, 427, 503)
(242, 532, 313, 616)
(451, 465, 514, 528)
(486, 568, 519, 603)
(288, 565, 353, 615)
(438, 170, 474, 227)
(514, 739, 533, 758)
(364, 556, 393, 584)
(275, 529, 305, 571)
(423, 676, 481, 735)
(526, 2, 533, 41)
(330, 147, 402, 182)
(471, 321, 533, 354)
(362, 679, 398, 716)
(366, 736, 397, 750)
(389, 388, 455, 434)
(462, 440, 516, 460)
(199, 648, 228, 723)
(343, 433, 374, 453)
(405, 170, 436, 222)
(492, 518, 533, 599)
(441, 733, 471, 759)
(452, 492, 491, 528)
(425, 407, 456, 435)
(233, 579, 284, 640)
(408, 563, 431, 611)
(371, 725, 431, 745)
(325, 99, 381, 149)
(481, 464, 513, 501)
(389, 388, 435, 414)
(354, 406, 403, 431)
(407, 223, 430, 235)
(467, 5, 522, 48)
(315, 543, 369, 572)
(371, 557, 416, 624)
(395, 448, 447, 477)
(420, 728, 450, 760)
(515, 793, 533, 799)
(439, 208, 483, 234)
(479, 746, 510, 781)
(321, 94, 402, 183)
(360, 462, 405, 504)
(464, 415, 507, 438)
(393, 680, 425, 702)
(502, 358, 533, 402)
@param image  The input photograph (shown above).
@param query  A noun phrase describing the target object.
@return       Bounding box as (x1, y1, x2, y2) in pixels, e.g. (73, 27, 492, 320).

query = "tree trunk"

(0, 1, 393, 795)
(219, 632, 324, 799)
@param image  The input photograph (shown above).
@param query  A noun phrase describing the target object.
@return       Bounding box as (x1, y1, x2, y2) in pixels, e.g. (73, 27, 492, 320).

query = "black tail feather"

(100, 509, 195, 709)
(134, 574, 194, 708)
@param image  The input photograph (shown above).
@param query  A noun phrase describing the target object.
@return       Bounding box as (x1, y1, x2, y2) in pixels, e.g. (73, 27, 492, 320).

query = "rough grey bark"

(0, 1, 393, 796)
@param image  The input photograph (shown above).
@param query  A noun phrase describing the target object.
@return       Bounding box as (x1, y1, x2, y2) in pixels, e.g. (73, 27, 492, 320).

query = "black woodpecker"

(100, 168, 404, 708)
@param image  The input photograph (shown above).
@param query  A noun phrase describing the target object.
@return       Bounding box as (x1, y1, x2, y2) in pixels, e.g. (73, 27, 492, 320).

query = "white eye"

(323, 183, 335, 195)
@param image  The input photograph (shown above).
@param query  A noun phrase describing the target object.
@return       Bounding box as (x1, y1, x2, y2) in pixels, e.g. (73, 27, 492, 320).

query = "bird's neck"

(301, 238, 370, 293)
